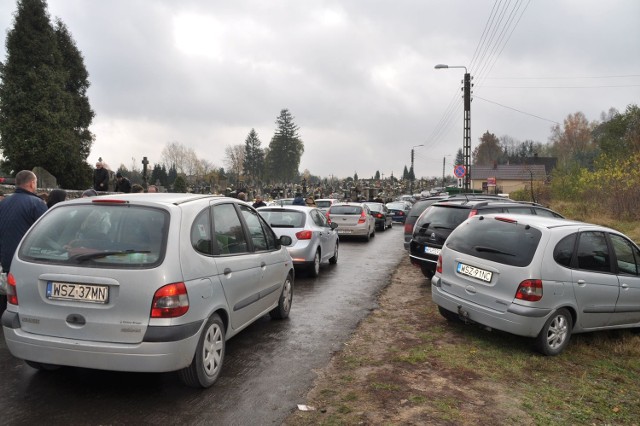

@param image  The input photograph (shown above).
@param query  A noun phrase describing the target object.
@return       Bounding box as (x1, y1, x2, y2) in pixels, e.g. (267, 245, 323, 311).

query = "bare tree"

(224, 144, 245, 185)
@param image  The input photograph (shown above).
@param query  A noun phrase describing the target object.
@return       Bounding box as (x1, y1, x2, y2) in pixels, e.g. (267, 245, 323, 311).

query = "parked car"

(273, 198, 295, 206)
(403, 195, 449, 250)
(315, 198, 339, 214)
(1, 194, 294, 388)
(409, 199, 564, 278)
(258, 205, 339, 277)
(386, 201, 412, 223)
(432, 213, 640, 355)
(363, 202, 392, 231)
(326, 202, 376, 241)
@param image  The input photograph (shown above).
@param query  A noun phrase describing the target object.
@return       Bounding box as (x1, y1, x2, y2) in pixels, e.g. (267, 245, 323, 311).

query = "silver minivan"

(432, 214, 640, 355)
(2, 194, 294, 387)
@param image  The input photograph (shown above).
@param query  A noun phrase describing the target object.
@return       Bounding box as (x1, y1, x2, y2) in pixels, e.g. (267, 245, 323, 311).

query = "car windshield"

(19, 203, 168, 267)
(446, 217, 542, 267)
(363, 203, 383, 212)
(330, 205, 363, 215)
(258, 210, 306, 228)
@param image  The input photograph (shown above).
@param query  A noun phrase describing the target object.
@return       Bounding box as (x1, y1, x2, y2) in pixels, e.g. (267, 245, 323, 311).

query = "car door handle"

(224, 268, 232, 275)
(260, 262, 266, 268)
(577, 279, 586, 286)
(621, 283, 629, 289)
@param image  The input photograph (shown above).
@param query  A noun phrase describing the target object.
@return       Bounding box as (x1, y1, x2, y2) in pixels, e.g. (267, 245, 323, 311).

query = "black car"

(409, 199, 564, 278)
(402, 196, 449, 250)
(363, 202, 392, 231)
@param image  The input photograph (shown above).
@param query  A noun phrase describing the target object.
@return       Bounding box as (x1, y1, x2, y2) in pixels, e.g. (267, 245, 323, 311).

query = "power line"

(474, 95, 560, 124)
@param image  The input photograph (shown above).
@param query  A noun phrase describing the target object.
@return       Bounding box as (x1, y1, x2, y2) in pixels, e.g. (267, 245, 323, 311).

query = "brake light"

(325, 211, 332, 224)
(515, 279, 543, 302)
(374, 213, 383, 218)
(151, 282, 189, 318)
(436, 255, 442, 274)
(404, 222, 414, 233)
(357, 210, 367, 224)
(495, 216, 518, 223)
(296, 230, 313, 240)
(7, 273, 17, 305)
(468, 209, 478, 217)
(92, 199, 128, 204)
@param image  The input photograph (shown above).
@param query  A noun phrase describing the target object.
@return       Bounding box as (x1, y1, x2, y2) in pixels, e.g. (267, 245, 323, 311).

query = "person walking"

(0, 170, 47, 312)
(252, 195, 267, 208)
(46, 189, 67, 208)
(93, 161, 110, 192)
(292, 192, 305, 206)
(115, 172, 132, 193)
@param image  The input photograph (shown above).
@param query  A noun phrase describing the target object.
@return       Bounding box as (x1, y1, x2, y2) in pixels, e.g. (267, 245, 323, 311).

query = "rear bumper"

(431, 281, 551, 338)
(409, 254, 436, 271)
(2, 311, 204, 373)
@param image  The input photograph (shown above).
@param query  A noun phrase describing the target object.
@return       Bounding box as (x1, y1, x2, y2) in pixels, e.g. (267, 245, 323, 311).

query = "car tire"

(269, 273, 293, 319)
(420, 266, 435, 279)
(329, 242, 339, 264)
(379, 222, 386, 232)
(25, 360, 61, 371)
(364, 231, 370, 242)
(534, 308, 572, 356)
(438, 306, 462, 323)
(308, 250, 320, 278)
(179, 313, 225, 388)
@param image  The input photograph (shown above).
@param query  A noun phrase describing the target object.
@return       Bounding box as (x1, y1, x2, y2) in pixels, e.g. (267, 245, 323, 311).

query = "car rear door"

(570, 231, 619, 329)
(608, 233, 640, 325)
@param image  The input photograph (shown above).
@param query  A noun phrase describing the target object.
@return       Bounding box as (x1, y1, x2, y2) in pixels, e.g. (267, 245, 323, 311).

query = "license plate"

(337, 229, 352, 234)
(46, 281, 109, 304)
(424, 246, 441, 256)
(457, 263, 493, 282)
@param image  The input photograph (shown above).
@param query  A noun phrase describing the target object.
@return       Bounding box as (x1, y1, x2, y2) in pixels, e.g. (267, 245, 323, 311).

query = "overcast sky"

(1, 0, 638, 180)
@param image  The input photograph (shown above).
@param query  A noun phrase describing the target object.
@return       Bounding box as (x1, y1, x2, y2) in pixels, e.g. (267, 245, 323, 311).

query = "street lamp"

(410, 144, 423, 194)
(435, 64, 472, 192)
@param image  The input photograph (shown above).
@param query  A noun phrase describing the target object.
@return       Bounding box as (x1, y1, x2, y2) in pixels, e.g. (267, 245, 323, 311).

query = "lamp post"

(410, 144, 423, 194)
(435, 64, 472, 192)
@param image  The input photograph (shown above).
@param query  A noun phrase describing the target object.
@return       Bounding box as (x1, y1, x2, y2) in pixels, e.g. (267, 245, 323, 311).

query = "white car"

(258, 205, 339, 277)
(326, 202, 376, 242)
(2, 194, 294, 388)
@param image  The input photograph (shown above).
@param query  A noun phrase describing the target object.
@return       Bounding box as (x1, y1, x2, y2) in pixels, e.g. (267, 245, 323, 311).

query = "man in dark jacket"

(93, 162, 110, 192)
(115, 172, 132, 193)
(0, 170, 47, 311)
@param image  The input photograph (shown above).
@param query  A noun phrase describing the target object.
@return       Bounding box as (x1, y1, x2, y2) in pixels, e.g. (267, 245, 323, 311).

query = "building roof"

(471, 164, 547, 180)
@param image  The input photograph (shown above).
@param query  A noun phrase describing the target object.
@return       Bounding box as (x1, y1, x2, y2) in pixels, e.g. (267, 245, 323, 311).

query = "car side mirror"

(279, 235, 293, 246)
(330, 222, 338, 230)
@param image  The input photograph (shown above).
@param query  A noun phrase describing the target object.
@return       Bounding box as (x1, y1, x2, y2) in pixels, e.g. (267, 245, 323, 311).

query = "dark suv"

(409, 199, 564, 278)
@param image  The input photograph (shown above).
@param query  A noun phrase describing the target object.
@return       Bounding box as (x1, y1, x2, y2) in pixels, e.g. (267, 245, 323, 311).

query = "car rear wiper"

(270, 224, 295, 228)
(474, 246, 515, 256)
(71, 250, 151, 262)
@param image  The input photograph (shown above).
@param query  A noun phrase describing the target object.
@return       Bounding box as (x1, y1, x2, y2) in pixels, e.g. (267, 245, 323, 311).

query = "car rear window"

(415, 205, 470, 231)
(316, 200, 333, 208)
(445, 217, 542, 267)
(19, 204, 168, 267)
(329, 205, 362, 215)
(258, 210, 306, 228)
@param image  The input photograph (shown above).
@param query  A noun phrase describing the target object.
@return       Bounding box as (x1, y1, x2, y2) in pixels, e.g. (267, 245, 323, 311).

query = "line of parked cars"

(404, 192, 640, 355)
(1, 194, 403, 388)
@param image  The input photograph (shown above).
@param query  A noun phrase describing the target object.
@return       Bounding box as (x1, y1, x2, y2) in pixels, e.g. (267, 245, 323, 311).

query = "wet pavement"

(0, 226, 406, 425)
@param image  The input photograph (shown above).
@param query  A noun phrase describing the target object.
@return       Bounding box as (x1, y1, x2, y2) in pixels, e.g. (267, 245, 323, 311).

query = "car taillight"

(358, 211, 367, 224)
(296, 230, 313, 240)
(151, 282, 189, 318)
(7, 273, 17, 305)
(468, 209, 478, 217)
(404, 222, 414, 233)
(325, 212, 332, 224)
(515, 279, 543, 302)
(436, 255, 442, 274)
(375, 213, 383, 218)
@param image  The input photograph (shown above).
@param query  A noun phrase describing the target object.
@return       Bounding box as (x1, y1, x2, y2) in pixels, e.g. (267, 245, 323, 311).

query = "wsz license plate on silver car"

(457, 263, 492, 283)
(46, 281, 109, 303)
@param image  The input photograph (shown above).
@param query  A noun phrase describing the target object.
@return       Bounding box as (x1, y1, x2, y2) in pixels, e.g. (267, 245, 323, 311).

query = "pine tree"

(265, 109, 304, 183)
(0, 0, 94, 188)
(243, 128, 264, 186)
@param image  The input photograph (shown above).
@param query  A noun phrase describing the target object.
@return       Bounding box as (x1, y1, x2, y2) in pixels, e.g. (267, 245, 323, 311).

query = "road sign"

(453, 165, 466, 178)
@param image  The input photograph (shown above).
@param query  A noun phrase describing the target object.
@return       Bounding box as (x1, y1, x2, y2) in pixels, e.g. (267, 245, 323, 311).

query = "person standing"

(93, 161, 110, 192)
(46, 189, 67, 208)
(292, 192, 305, 206)
(115, 172, 131, 193)
(0, 170, 47, 312)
